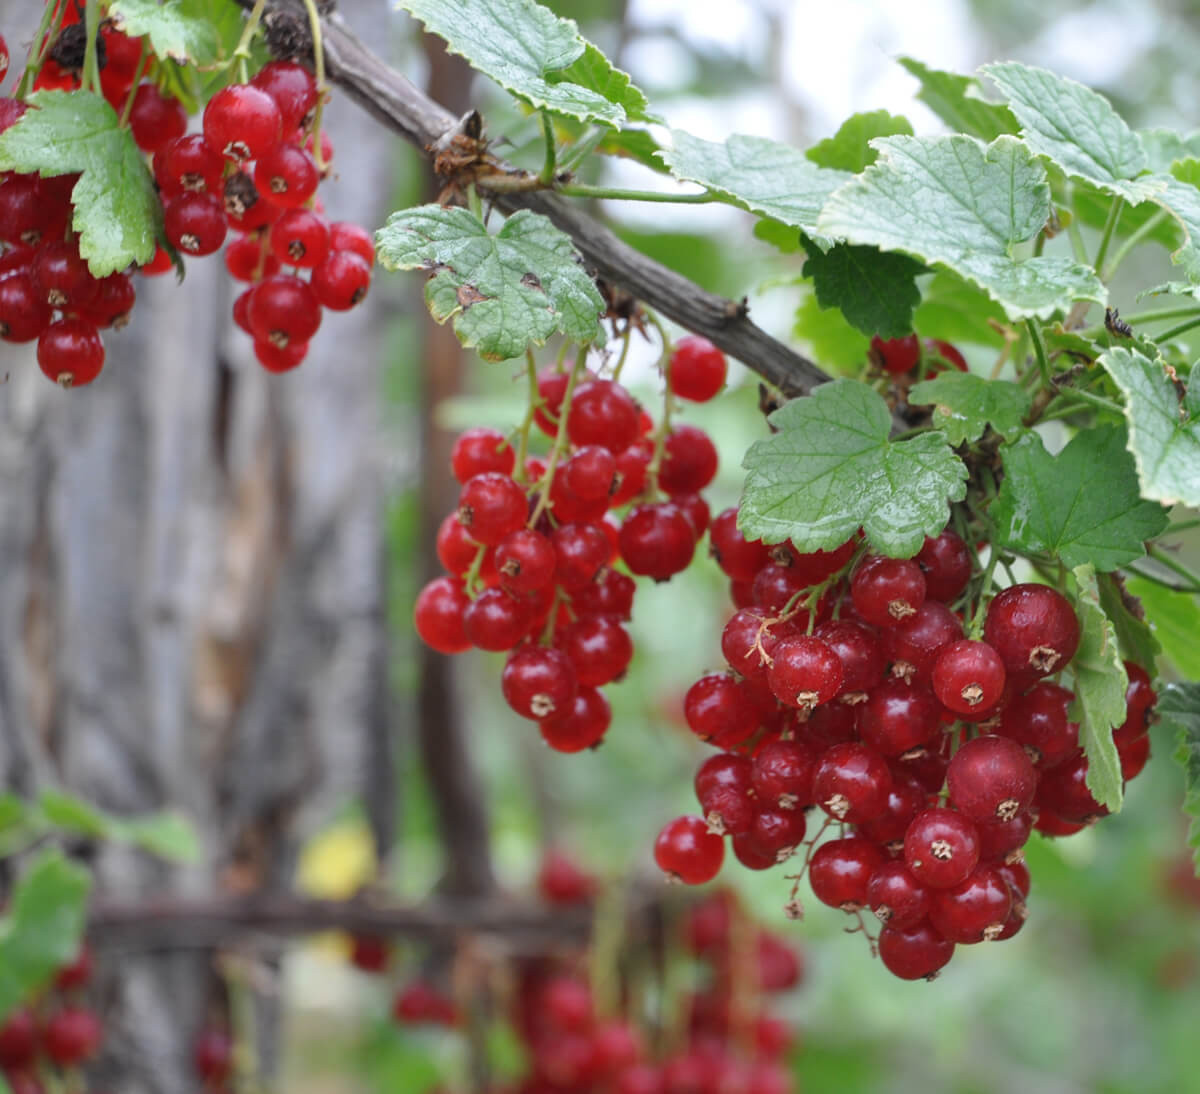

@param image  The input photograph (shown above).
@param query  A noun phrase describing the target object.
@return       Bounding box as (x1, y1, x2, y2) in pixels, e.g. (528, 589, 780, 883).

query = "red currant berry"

(659, 424, 718, 495)
(976, 809, 1034, 862)
(42, 1007, 102, 1066)
(904, 807, 981, 889)
(983, 583, 1080, 677)
(669, 334, 727, 402)
(654, 815, 725, 884)
(1119, 732, 1150, 780)
(996, 681, 1079, 770)
(348, 934, 390, 974)
(720, 608, 794, 681)
(539, 686, 610, 752)
(618, 502, 696, 581)
(812, 741, 893, 823)
(413, 577, 470, 654)
(559, 616, 633, 686)
(250, 60, 319, 130)
(457, 472, 527, 546)
(571, 567, 635, 621)
(269, 207, 330, 268)
(851, 556, 927, 626)
(871, 333, 920, 375)
(916, 529, 972, 602)
(165, 191, 228, 256)
(709, 507, 771, 581)
(746, 805, 807, 861)
(883, 600, 964, 683)
(926, 338, 968, 372)
(857, 774, 929, 847)
(731, 831, 777, 871)
(932, 639, 1007, 715)
(1035, 752, 1107, 823)
(562, 444, 618, 500)
(80, 272, 136, 329)
(494, 528, 555, 594)
(155, 133, 225, 197)
(254, 338, 309, 372)
(128, 82, 187, 153)
(858, 678, 943, 756)
(255, 142, 319, 208)
(38, 318, 105, 388)
(878, 920, 955, 980)
(54, 942, 94, 990)
(684, 673, 760, 748)
(766, 635, 844, 711)
(567, 379, 640, 453)
(750, 738, 816, 810)
(247, 274, 322, 347)
(537, 847, 596, 905)
(329, 221, 375, 265)
(946, 734, 1037, 824)
(551, 522, 610, 590)
(928, 863, 1012, 943)
(814, 619, 886, 696)
(502, 646, 577, 719)
(193, 1027, 234, 1083)
(867, 861, 931, 929)
(810, 837, 886, 910)
(203, 84, 283, 163)
(0, 1009, 37, 1070)
(451, 427, 516, 483)
(0, 270, 52, 342)
(463, 587, 533, 651)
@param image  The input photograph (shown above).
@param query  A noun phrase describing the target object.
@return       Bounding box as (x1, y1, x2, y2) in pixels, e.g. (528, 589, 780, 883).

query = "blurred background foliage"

(279, 1, 1200, 1091)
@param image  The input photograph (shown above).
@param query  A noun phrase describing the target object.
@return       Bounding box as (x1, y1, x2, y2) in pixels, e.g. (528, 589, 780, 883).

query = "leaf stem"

(1103, 208, 1170, 280)
(82, 0, 103, 96)
(118, 41, 151, 128)
(15, 0, 64, 100)
(1148, 543, 1200, 591)
(1025, 318, 1051, 389)
(1092, 197, 1125, 276)
(233, 0, 269, 60)
(527, 350, 589, 528)
(1166, 517, 1200, 534)
(642, 312, 676, 493)
(1156, 314, 1200, 342)
(555, 182, 715, 204)
(538, 112, 557, 186)
(512, 349, 540, 484)
(610, 322, 635, 383)
(557, 124, 607, 175)
(1040, 387, 1125, 420)
(467, 183, 483, 221)
(1065, 191, 1089, 265)
(1125, 563, 1200, 596)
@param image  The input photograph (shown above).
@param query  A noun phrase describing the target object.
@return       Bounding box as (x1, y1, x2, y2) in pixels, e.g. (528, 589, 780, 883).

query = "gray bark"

(0, 3, 398, 1089)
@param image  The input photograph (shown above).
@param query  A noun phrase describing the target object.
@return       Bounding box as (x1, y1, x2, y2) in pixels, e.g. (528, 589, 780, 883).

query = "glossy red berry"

(250, 60, 320, 131)
(928, 863, 1012, 943)
(720, 608, 794, 681)
(165, 191, 228, 255)
(883, 601, 964, 683)
(537, 847, 596, 905)
(463, 587, 533, 651)
(695, 752, 755, 834)
(866, 861, 931, 929)
(926, 338, 968, 372)
(81, 272, 136, 329)
(659, 424, 718, 495)
(871, 333, 920, 375)
(878, 920, 955, 980)
(983, 583, 1080, 677)
(0, 1009, 37, 1070)
(38, 318, 105, 388)
(683, 673, 760, 748)
(976, 809, 1034, 862)
(669, 334, 727, 401)
(128, 82, 187, 152)
(254, 338, 308, 372)
(193, 1028, 234, 1083)
(501, 646, 577, 719)
(204, 84, 283, 163)
(1035, 752, 1107, 823)
(559, 616, 633, 686)
(750, 738, 816, 810)
(155, 133, 226, 196)
(811, 741, 893, 823)
(413, 577, 470, 654)
(42, 1007, 103, 1066)
(851, 556, 927, 626)
(857, 678, 943, 756)
(766, 635, 844, 711)
(813, 619, 886, 696)
(451, 427, 516, 483)
(329, 220, 375, 265)
(996, 681, 1078, 770)
(269, 207, 330, 268)
(457, 472, 527, 545)
(539, 686, 611, 752)
(567, 379, 640, 453)
(247, 274, 322, 347)
(809, 837, 886, 910)
(618, 502, 695, 581)
(0, 270, 52, 342)
(946, 734, 1037, 824)
(31, 239, 97, 309)
(904, 807, 980, 889)
(709, 507, 771, 581)
(915, 529, 972, 602)
(857, 775, 929, 846)
(254, 142, 319, 207)
(494, 529, 555, 594)
(746, 805, 807, 860)
(654, 814, 725, 884)
(551, 522, 610, 590)
(932, 639, 1007, 715)
(572, 567, 635, 620)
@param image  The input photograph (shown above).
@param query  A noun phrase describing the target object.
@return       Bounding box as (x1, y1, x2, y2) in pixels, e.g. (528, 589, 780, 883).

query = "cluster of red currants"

(869, 333, 967, 377)
(413, 335, 728, 753)
(655, 512, 1157, 980)
(0, 6, 371, 386)
(0, 943, 103, 1093)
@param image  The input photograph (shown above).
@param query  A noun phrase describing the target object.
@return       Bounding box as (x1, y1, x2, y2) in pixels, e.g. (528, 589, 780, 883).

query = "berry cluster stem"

(644, 313, 676, 493)
(117, 42, 151, 127)
(16, 0, 66, 99)
(82, 0, 103, 95)
(511, 349, 541, 484)
(301, 0, 330, 173)
(526, 350, 590, 528)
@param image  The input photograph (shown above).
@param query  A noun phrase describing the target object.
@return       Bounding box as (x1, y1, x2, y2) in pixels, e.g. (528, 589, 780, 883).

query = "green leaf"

(801, 242, 923, 339)
(108, 0, 224, 63)
(991, 427, 1168, 570)
(39, 791, 108, 838)
(1099, 344, 1200, 507)
(908, 372, 1030, 445)
(0, 90, 160, 276)
(816, 134, 1105, 321)
(1097, 573, 1161, 670)
(0, 794, 26, 836)
(738, 379, 967, 556)
(896, 57, 1017, 141)
(1123, 576, 1200, 679)
(791, 289, 870, 374)
(1149, 163, 1200, 282)
(1139, 128, 1200, 173)
(981, 62, 1161, 204)
(376, 205, 603, 361)
(113, 811, 201, 863)
(806, 110, 913, 173)
(753, 218, 803, 253)
(397, 0, 651, 125)
(0, 851, 91, 1023)
(913, 270, 1008, 348)
(1159, 682, 1200, 873)
(1068, 564, 1127, 814)
(659, 130, 850, 241)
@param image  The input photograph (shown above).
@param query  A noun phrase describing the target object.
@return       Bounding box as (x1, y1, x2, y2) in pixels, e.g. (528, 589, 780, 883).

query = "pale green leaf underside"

(981, 61, 1161, 204)
(397, 0, 651, 125)
(806, 110, 914, 174)
(1099, 345, 1200, 507)
(660, 130, 850, 241)
(1159, 682, 1200, 874)
(376, 205, 603, 361)
(109, 0, 223, 63)
(816, 134, 1105, 320)
(897, 57, 1017, 142)
(908, 372, 1030, 445)
(991, 427, 1168, 571)
(1139, 128, 1200, 173)
(0, 90, 159, 276)
(1096, 573, 1161, 672)
(802, 243, 923, 339)
(1123, 576, 1200, 679)
(0, 852, 90, 1024)
(1069, 565, 1127, 814)
(739, 379, 967, 557)
(1149, 165, 1200, 282)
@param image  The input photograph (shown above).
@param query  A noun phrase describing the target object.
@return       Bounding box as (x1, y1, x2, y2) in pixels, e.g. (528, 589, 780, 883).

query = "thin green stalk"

(1103, 208, 1169, 280)
(232, 0, 269, 59)
(82, 0, 103, 95)
(1065, 192, 1089, 265)
(1106, 303, 1200, 326)
(1125, 564, 1200, 596)
(557, 124, 607, 174)
(1025, 318, 1051, 388)
(538, 112, 557, 185)
(1166, 517, 1200, 534)
(1148, 543, 1200, 590)
(301, 0, 329, 173)
(1039, 387, 1125, 420)
(118, 42, 151, 127)
(556, 182, 716, 204)
(1092, 196, 1125, 276)
(527, 350, 589, 527)
(968, 547, 1001, 639)
(610, 323, 635, 383)
(1156, 314, 1200, 342)
(512, 349, 540, 482)
(16, 1, 66, 99)
(467, 183, 483, 220)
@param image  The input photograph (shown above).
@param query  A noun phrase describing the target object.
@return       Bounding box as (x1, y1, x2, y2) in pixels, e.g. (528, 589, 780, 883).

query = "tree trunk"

(0, 3, 397, 1089)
